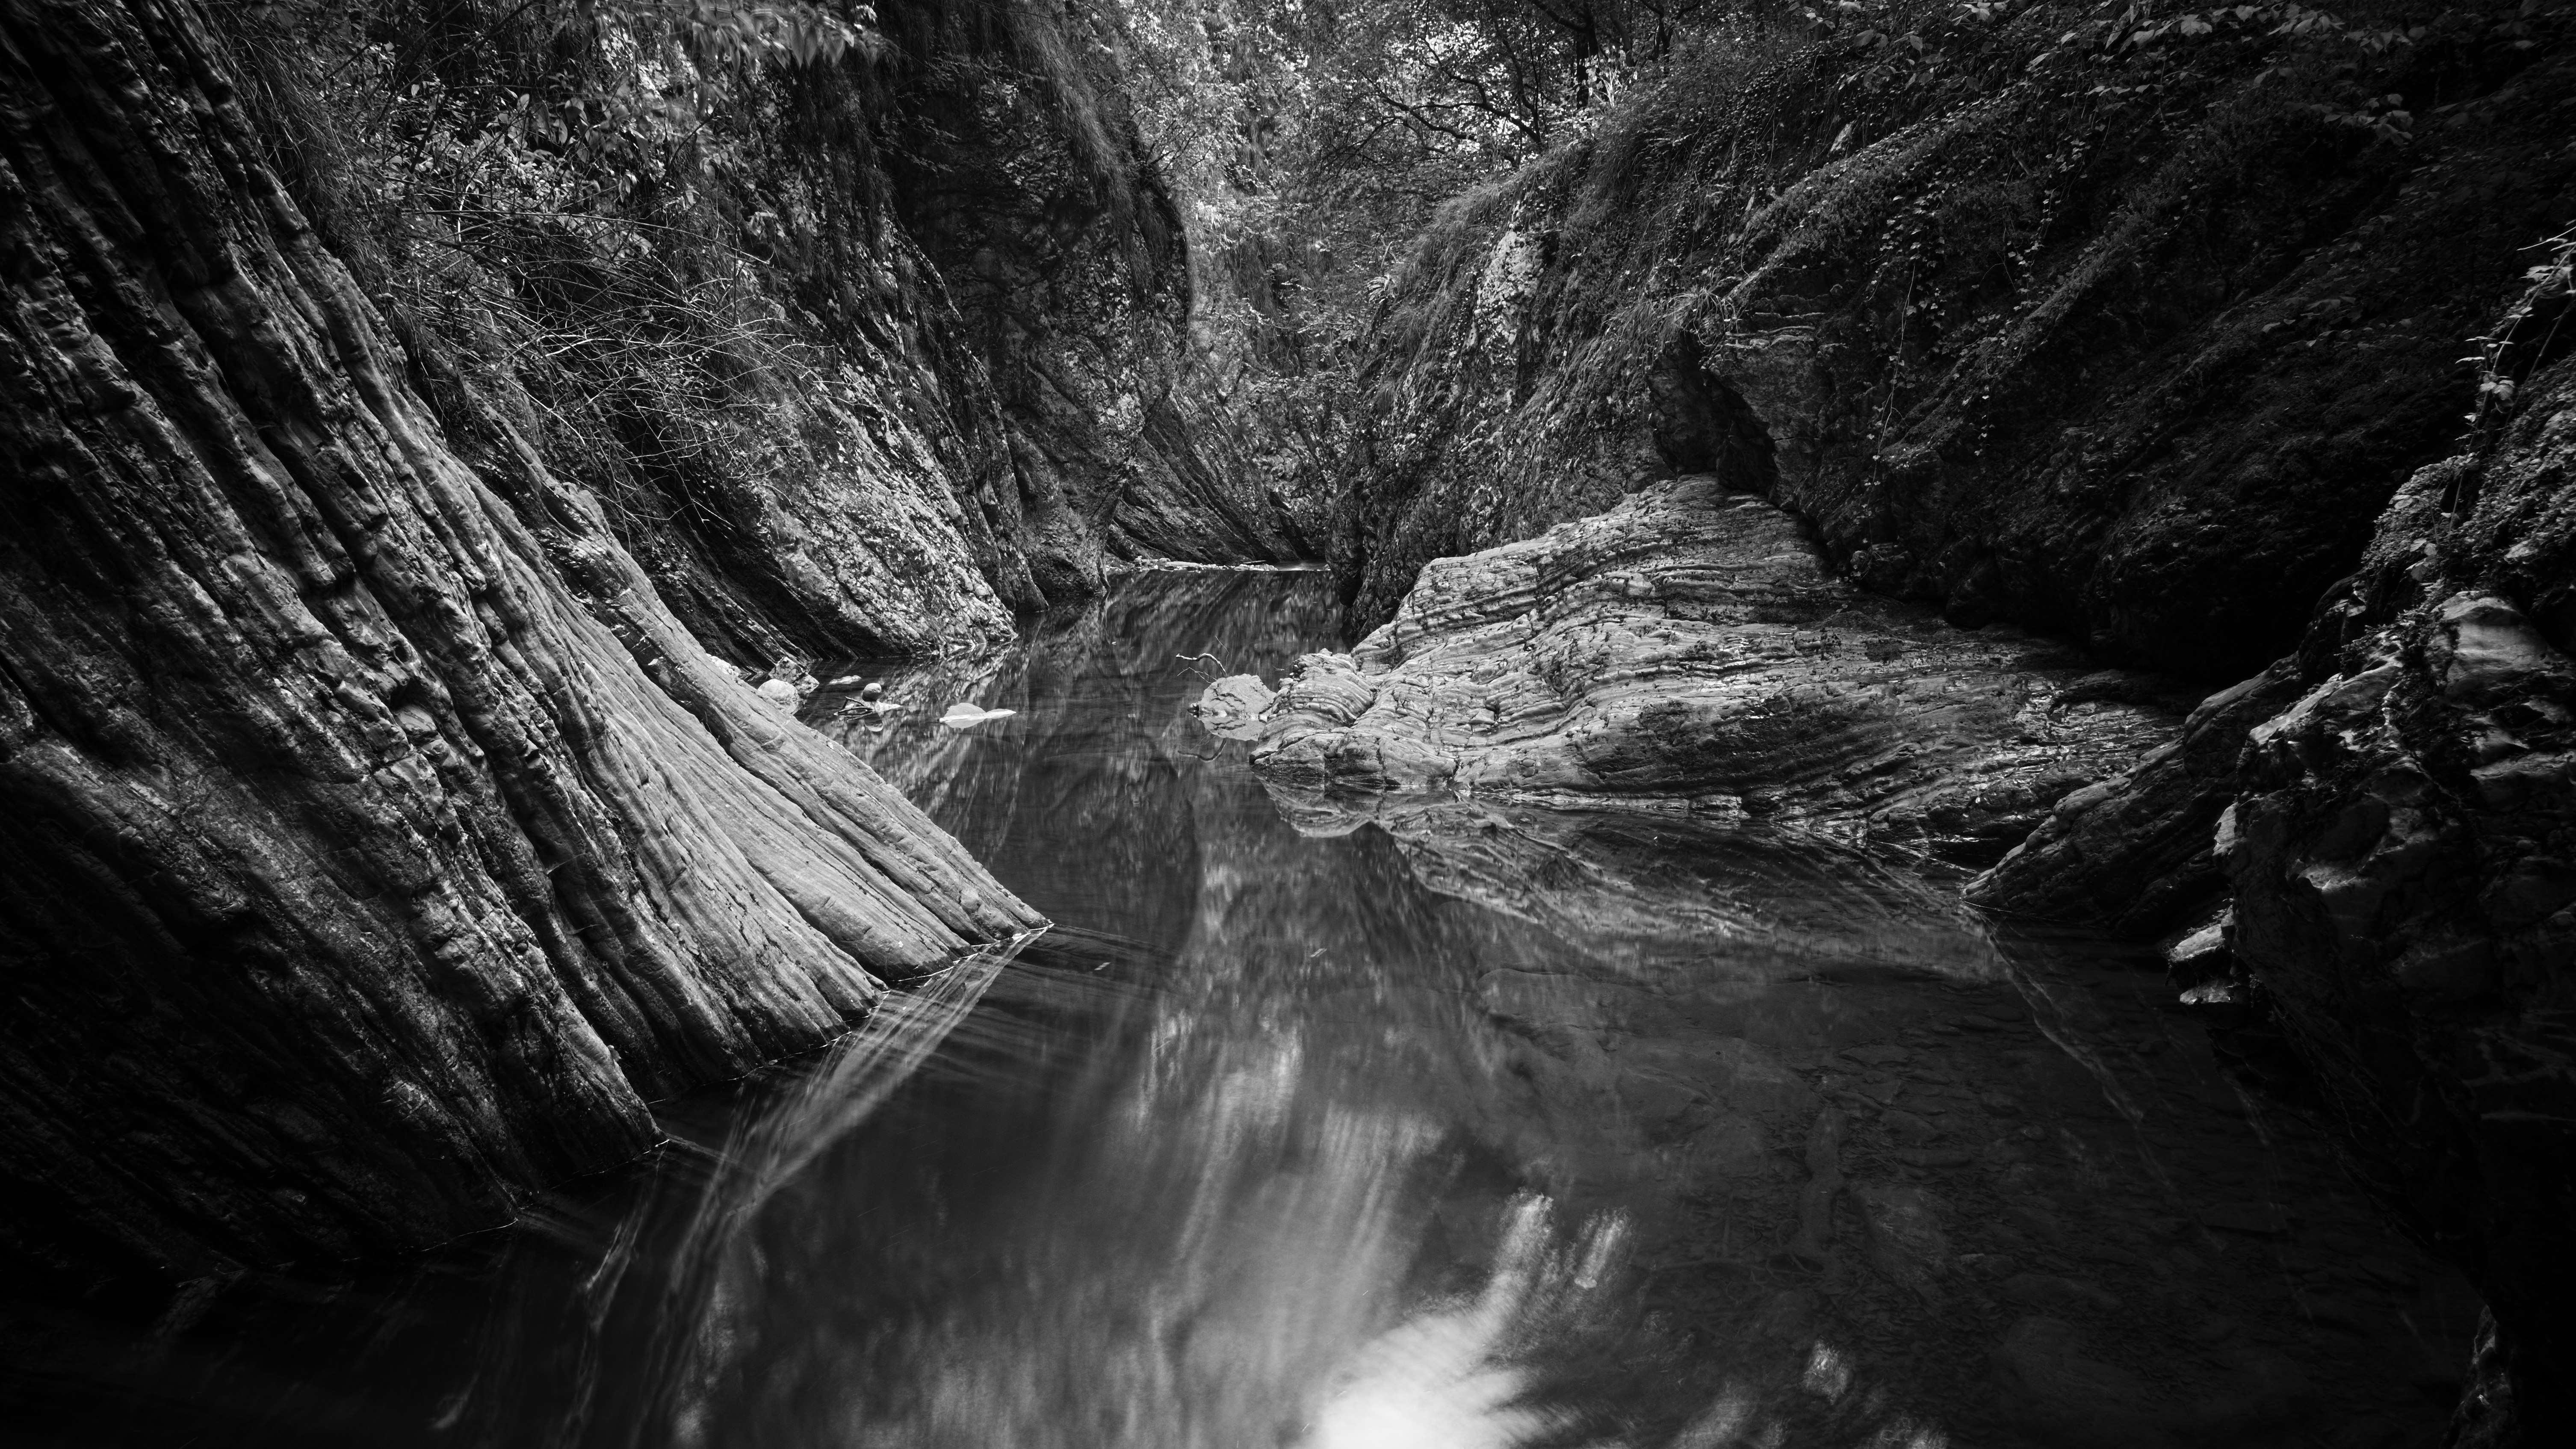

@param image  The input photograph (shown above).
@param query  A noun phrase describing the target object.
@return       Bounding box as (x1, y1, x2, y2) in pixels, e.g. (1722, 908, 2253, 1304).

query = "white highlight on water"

(1299, 1195, 1625, 1449)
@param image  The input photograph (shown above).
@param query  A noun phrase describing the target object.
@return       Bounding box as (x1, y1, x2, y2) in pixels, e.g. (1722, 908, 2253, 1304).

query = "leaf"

(939, 704, 1017, 729)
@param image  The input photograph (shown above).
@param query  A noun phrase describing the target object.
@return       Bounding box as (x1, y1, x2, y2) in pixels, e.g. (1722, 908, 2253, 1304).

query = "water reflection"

(0, 571, 2475, 1449)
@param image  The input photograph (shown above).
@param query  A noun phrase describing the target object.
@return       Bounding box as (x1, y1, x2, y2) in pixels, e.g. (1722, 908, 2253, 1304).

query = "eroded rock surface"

(882, 17, 1309, 599)
(1339, 15, 2576, 679)
(1972, 256, 2576, 1438)
(1966, 662, 2305, 937)
(0, 0, 1039, 1274)
(1211, 478, 2185, 865)
(2220, 346, 2576, 1435)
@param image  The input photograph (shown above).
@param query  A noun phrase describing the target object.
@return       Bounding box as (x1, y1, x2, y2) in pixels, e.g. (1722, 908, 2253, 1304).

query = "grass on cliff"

(205, 0, 1175, 654)
(1362, 0, 2556, 510)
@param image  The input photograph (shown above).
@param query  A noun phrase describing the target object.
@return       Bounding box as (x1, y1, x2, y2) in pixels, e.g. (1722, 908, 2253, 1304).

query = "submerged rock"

(1211, 477, 2183, 865)
(1254, 794, 1999, 977)
(1852, 1181, 1949, 1297)
(1991, 1315, 2316, 1449)
(2001, 1273, 2121, 1314)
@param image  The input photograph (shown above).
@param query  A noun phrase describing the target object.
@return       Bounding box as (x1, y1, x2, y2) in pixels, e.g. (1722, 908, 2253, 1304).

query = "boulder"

(1218, 479, 2183, 867)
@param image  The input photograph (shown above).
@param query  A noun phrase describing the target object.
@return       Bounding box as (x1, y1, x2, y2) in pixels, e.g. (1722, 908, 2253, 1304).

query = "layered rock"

(1208, 477, 2186, 866)
(1340, 6, 2576, 679)
(1973, 248, 2576, 1439)
(882, 15, 1311, 597)
(2218, 348, 2576, 1438)
(0, 0, 1039, 1275)
(234, 0, 1303, 670)
(1964, 663, 2305, 937)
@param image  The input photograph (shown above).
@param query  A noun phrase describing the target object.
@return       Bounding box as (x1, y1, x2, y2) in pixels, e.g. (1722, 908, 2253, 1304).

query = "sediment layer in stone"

(0, 0, 1040, 1275)
(1207, 476, 2189, 866)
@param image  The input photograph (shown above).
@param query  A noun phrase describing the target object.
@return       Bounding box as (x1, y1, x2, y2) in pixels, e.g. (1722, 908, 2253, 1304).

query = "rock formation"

(0, 0, 1043, 1275)
(880, 11, 1311, 599)
(1309, 12, 2576, 1436)
(1207, 477, 2188, 865)
(225, 0, 1306, 671)
(1338, 8, 2576, 681)
(1970, 244, 2576, 1437)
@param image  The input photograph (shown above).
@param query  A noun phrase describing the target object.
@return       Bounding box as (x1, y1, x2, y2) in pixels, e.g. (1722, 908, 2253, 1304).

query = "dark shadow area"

(1649, 336, 1778, 495)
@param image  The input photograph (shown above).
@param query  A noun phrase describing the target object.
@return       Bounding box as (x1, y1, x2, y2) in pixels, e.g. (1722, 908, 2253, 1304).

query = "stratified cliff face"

(1308, 10, 2576, 1435)
(0, 0, 1042, 1275)
(1339, 5, 2576, 680)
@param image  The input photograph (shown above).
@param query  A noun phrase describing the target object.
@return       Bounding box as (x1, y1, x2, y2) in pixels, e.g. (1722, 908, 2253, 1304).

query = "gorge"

(1, 0, 2572, 1446)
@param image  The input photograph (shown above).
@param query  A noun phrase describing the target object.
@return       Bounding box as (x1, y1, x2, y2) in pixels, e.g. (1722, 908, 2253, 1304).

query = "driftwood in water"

(0, 0, 1040, 1274)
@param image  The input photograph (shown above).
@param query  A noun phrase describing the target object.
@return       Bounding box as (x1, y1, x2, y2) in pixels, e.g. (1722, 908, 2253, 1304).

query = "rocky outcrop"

(1323, 23, 2576, 1424)
(881, 9, 1311, 598)
(235, 0, 1303, 671)
(1972, 246, 2576, 1439)
(1964, 663, 2305, 937)
(0, 0, 1040, 1275)
(1339, 4, 2576, 680)
(2217, 340, 2576, 1439)
(1209, 477, 2186, 866)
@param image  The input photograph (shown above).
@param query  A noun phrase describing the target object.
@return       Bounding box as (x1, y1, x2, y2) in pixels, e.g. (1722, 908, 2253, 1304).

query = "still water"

(1, 572, 2479, 1449)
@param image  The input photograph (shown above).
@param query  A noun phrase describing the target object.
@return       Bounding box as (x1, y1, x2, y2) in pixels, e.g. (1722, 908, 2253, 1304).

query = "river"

(0, 571, 2479, 1449)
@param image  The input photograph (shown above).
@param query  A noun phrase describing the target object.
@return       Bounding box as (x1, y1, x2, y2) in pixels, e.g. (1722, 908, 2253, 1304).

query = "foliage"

(1311, 0, 2572, 629)
(2468, 224, 2576, 438)
(1109, 0, 1790, 515)
(216, 0, 892, 532)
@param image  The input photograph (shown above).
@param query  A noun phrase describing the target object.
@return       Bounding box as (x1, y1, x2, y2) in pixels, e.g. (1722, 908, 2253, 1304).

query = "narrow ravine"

(0, 571, 2480, 1448)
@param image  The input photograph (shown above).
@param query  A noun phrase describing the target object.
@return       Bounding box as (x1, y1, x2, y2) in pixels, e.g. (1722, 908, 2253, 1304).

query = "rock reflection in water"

(0, 571, 2477, 1449)
(1264, 791, 1994, 980)
(667, 967, 1640, 1449)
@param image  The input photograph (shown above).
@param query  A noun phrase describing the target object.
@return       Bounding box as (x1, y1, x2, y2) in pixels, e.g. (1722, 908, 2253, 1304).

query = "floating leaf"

(939, 704, 1018, 729)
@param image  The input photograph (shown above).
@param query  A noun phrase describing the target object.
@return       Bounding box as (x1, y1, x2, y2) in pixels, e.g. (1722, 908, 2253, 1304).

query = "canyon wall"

(239, 0, 1304, 668)
(1328, 3, 2576, 1437)
(1978, 256, 2576, 1441)
(0, 0, 1080, 1275)
(1338, 4, 2574, 681)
